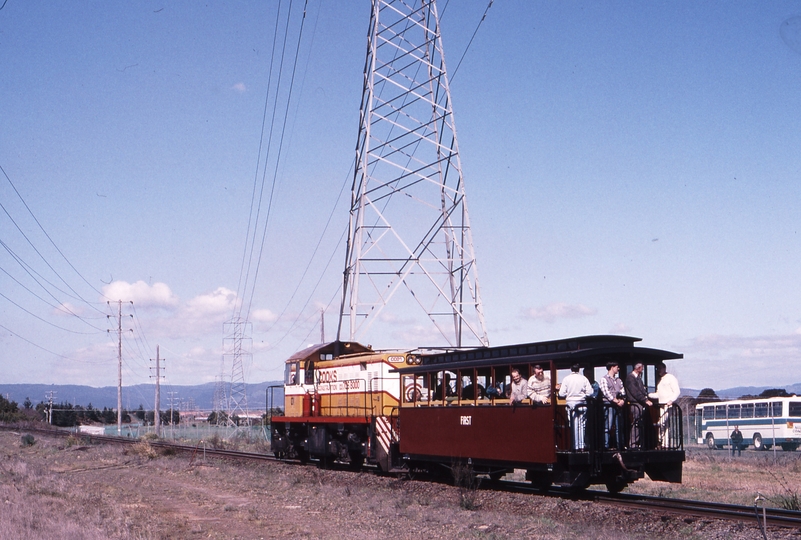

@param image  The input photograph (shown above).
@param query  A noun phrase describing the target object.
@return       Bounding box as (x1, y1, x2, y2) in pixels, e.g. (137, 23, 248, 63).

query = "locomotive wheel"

(530, 476, 552, 493)
(705, 434, 716, 450)
(605, 477, 628, 494)
(488, 471, 504, 482)
(752, 433, 764, 451)
(349, 452, 365, 469)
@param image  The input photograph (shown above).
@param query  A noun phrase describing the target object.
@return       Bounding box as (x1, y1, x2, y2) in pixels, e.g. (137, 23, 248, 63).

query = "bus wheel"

(706, 434, 716, 450)
(753, 433, 764, 451)
(781, 443, 798, 452)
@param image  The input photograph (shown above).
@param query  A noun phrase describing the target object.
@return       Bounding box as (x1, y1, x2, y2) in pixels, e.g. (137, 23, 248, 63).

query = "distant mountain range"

(676, 383, 801, 399)
(0, 381, 284, 411)
(4, 381, 801, 411)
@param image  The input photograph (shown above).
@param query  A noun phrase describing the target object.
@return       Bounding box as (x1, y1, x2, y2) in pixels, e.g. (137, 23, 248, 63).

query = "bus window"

(770, 401, 783, 417)
(727, 404, 741, 419)
(741, 403, 754, 418)
(754, 402, 768, 418)
(790, 402, 801, 418)
(715, 405, 727, 419)
(703, 406, 714, 420)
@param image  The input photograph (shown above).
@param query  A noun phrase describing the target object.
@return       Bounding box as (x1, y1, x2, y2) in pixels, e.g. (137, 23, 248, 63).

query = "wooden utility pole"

(151, 346, 164, 437)
(116, 300, 122, 435)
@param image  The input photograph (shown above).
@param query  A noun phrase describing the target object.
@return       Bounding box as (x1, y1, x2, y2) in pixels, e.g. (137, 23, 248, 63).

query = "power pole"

(337, 0, 488, 349)
(320, 308, 325, 343)
(107, 300, 123, 435)
(150, 345, 165, 437)
(45, 390, 56, 425)
(167, 391, 178, 427)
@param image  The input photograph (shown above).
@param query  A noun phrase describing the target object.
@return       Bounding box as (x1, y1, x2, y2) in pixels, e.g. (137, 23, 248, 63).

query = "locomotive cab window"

(304, 360, 315, 385)
(285, 362, 299, 385)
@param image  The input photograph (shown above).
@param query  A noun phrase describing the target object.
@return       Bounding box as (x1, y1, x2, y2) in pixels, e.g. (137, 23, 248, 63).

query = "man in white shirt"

(558, 364, 593, 450)
(649, 363, 680, 447)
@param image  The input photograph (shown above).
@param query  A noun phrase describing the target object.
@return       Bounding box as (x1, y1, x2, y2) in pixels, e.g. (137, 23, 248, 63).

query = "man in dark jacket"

(731, 426, 744, 456)
(624, 363, 652, 448)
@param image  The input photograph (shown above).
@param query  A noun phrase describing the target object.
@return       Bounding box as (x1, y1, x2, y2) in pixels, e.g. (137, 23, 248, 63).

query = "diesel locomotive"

(270, 335, 684, 492)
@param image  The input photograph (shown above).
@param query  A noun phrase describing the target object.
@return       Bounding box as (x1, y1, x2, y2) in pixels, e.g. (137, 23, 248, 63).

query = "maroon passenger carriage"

(396, 335, 684, 491)
(271, 334, 685, 493)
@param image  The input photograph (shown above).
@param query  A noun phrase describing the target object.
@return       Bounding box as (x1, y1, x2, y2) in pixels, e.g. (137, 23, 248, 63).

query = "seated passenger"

(461, 383, 486, 400)
(508, 369, 528, 404)
(527, 364, 553, 405)
(434, 374, 456, 400)
(486, 382, 503, 399)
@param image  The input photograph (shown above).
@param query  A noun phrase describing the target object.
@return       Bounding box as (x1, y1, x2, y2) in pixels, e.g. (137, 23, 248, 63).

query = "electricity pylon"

(223, 318, 251, 426)
(338, 0, 488, 349)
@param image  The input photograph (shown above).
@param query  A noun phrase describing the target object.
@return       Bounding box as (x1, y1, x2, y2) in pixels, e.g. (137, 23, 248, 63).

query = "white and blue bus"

(695, 397, 801, 451)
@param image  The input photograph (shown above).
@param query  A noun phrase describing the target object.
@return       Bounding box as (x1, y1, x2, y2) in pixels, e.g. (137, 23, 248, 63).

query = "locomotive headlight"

(406, 356, 414, 364)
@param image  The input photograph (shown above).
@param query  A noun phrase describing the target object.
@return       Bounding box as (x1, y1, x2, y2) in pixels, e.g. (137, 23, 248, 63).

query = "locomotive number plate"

(460, 415, 472, 426)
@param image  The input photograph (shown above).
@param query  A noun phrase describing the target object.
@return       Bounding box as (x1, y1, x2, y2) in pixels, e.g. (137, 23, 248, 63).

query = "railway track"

(4, 424, 801, 530)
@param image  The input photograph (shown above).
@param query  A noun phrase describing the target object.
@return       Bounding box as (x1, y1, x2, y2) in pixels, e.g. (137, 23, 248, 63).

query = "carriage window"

(460, 369, 484, 401)
(789, 402, 801, 418)
(494, 366, 511, 398)
(771, 402, 783, 417)
(645, 364, 656, 394)
(434, 371, 456, 400)
(703, 406, 714, 420)
(741, 403, 754, 418)
(727, 404, 741, 419)
(715, 405, 727, 419)
(476, 367, 491, 401)
(403, 374, 428, 404)
(754, 402, 768, 418)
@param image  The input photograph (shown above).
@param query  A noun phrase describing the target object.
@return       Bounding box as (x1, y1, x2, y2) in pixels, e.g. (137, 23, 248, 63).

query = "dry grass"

(627, 447, 801, 509)
(1, 431, 799, 539)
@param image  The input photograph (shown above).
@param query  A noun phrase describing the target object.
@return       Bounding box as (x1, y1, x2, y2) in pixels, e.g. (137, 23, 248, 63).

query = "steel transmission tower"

(223, 318, 251, 425)
(338, 0, 488, 348)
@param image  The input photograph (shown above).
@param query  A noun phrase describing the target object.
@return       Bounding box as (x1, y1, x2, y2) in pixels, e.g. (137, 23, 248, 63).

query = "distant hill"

(683, 384, 801, 400)
(0, 381, 284, 411)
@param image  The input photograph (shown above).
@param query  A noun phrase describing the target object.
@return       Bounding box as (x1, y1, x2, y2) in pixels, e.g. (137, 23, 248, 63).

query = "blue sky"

(1, 1, 800, 393)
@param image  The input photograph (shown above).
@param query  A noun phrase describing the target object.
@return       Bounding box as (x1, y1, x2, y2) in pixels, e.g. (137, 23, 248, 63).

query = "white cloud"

(102, 281, 179, 308)
(609, 323, 630, 334)
(185, 287, 236, 318)
(678, 332, 801, 389)
(521, 302, 597, 323)
(251, 309, 278, 323)
(232, 82, 247, 93)
(53, 302, 84, 317)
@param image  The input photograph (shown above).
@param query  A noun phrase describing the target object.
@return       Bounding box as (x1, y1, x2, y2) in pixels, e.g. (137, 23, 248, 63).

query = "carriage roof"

(397, 334, 682, 373)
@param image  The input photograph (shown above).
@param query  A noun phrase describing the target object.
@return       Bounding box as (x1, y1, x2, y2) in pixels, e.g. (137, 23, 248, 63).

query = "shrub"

(20, 434, 35, 447)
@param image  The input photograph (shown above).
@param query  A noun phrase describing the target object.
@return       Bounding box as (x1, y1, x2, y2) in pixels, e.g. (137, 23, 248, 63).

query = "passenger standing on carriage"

(527, 364, 553, 405)
(508, 369, 529, 404)
(625, 363, 652, 448)
(648, 363, 680, 448)
(558, 364, 593, 450)
(600, 361, 625, 449)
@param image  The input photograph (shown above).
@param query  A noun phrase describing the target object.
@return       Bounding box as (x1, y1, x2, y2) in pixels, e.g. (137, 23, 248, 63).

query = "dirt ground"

(0, 430, 798, 540)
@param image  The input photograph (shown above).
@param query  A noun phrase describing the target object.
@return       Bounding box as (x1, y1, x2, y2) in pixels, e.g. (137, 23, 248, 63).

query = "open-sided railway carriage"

(270, 335, 685, 492)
